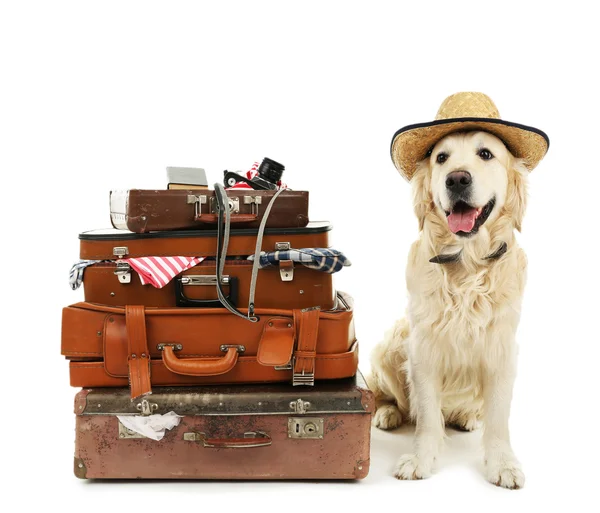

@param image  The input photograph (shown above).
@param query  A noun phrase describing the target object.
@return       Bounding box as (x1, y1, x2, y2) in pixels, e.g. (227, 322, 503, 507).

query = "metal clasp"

(210, 196, 239, 215)
(289, 399, 311, 414)
(113, 246, 129, 258)
(114, 261, 131, 284)
(187, 194, 207, 220)
(243, 195, 262, 215)
(279, 260, 294, 282)
(136, 399, 158, 416)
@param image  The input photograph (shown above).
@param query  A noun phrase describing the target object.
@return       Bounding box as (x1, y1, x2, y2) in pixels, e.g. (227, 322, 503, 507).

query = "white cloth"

(117, 412, 182, 441)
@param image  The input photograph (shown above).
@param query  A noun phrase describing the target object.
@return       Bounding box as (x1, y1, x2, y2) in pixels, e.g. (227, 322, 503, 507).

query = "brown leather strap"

(126, 305, 152, 399)
(292, 307, 320, 385)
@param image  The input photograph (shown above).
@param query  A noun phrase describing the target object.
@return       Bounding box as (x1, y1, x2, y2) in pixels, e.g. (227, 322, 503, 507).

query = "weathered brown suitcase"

(79, 222, 331, 260)
(82, 259, 337, 311)
(62, 292, 358, 398)
(74, 372, 374, 480)
(110, 189, 309, 233)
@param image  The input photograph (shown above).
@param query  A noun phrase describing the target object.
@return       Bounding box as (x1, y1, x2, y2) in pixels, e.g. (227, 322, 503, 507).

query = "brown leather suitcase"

(62, 292, 358, 398)
(79, 222, 331, 260)
(73, 372, 374, 480)
(82, 259, 337, 310)
(110, 189, 309, 233)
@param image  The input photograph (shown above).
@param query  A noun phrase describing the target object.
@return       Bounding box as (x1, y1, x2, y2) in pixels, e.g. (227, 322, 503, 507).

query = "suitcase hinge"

(187, 194, 208, 219)
(243, 195, 262, 215)
(114, 261, 132, 283)
(289, 399, 311, 414)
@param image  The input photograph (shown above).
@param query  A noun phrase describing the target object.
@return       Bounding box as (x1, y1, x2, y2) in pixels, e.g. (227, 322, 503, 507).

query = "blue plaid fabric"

(69, 260, 102, 290)
(247, 248, 351, 274)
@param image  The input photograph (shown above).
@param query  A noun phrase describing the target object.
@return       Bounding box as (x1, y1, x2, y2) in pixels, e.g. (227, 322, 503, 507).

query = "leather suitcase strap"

(126, 305, 152, 399)
(292, 306, 320, 386)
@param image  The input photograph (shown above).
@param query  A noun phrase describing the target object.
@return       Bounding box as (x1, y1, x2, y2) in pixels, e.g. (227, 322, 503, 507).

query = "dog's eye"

(478, 148, 494, 160)
(436, 153, 448, 164)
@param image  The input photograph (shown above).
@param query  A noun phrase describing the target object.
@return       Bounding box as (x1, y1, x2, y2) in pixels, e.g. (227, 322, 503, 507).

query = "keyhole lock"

(288, 417, 324, 439)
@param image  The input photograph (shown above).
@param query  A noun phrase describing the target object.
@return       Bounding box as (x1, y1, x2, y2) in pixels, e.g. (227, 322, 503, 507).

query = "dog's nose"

(445, 171, 472, 194)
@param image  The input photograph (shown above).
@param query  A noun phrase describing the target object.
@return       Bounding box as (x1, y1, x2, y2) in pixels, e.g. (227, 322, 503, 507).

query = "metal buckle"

(292, 357, 315, 386)
(292, 371, 315, 386)
(187, 194, 207, 219)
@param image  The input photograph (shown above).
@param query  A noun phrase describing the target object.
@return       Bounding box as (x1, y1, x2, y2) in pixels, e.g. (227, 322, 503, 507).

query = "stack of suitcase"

(62, 180, 373, 480)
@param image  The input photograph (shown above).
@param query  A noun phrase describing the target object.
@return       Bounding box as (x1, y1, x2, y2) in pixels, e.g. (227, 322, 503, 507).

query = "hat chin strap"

(429, 241, 508, 265)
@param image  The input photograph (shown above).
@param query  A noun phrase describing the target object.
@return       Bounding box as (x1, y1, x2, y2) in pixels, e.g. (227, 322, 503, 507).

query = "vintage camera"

(223, 157, 285, 190)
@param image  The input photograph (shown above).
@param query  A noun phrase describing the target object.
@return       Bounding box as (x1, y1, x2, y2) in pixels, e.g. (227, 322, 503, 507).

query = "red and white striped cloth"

(227, 161, 287, 190)
(123, 256, 204, 288)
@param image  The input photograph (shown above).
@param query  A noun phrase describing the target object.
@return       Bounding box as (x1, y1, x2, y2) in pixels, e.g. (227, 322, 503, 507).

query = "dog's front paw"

(393, 454, 432, 480)
(486, 456, 525, 489)
(373, 404, 403, 430)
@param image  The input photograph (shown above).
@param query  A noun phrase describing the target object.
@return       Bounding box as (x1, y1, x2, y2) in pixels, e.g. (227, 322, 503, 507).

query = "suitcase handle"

(184, 430, 272, 448)
(195, 213, 258, 224)
(160, 344, 243, 376)
(174, 276, 239, 308)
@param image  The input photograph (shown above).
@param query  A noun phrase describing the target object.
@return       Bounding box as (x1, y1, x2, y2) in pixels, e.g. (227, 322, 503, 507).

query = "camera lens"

(257, 158, 285, 185)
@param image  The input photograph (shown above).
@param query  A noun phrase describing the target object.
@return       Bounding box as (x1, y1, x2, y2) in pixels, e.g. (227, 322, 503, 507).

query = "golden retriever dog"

(368, 130, 529, 489)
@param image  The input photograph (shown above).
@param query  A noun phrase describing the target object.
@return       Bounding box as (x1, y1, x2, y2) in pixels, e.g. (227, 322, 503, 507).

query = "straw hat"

(390, 92, 549, 181)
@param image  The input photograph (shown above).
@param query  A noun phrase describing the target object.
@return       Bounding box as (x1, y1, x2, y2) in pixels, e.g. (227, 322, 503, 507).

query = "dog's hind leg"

(366, 371, 404, 430)
(366, 319, 412, 430)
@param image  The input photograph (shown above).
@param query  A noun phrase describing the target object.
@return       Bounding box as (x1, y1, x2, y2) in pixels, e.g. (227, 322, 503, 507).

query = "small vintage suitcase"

(62, 292, 358, 398)
(79, 222, 331, 260)
(74, 372, 374, 480)
(81, 258, 337, 311)
(110, 188, 309, 233)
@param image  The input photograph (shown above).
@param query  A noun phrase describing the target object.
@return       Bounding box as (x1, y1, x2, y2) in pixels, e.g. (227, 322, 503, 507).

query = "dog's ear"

(411, 160, 432, 231)
(505, 158, 528, 232)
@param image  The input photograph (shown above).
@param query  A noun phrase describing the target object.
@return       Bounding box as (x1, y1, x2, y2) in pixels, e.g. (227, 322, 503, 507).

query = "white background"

(1, 1, 598, 511)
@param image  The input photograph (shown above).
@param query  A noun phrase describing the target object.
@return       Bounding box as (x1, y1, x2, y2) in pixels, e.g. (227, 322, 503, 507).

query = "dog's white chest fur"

(404, 241, 527, 416)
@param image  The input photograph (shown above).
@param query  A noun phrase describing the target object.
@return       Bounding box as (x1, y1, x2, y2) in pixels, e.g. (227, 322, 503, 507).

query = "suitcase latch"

(187, 194, 208, 220)
(210, 196, 239, 215)
(114, 261, 131, 284)
(243, 195, 262, 215)
(137, 399, 158, 416)
(289, 399, 311, 414)
(279, 260, 294, 282)
(113, 246, 129, 258)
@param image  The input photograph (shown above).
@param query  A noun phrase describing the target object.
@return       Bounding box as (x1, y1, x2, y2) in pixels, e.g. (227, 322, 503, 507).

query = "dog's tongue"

(448, 208, 478, 234)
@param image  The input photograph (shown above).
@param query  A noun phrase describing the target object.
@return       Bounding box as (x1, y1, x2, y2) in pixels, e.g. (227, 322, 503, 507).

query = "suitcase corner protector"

(355, 459, 370, 479)
(74, 457, 87, 479)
